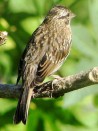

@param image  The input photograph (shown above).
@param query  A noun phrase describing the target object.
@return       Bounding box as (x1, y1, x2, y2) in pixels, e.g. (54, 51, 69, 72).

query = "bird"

(13, 5, 75, 124)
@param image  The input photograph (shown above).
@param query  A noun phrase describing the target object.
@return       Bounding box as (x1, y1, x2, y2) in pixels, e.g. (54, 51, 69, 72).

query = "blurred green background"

(0, 0, 98, 131)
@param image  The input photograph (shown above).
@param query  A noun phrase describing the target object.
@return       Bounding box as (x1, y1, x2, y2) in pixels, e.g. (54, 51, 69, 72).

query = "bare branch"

(0, 67, 98, 99)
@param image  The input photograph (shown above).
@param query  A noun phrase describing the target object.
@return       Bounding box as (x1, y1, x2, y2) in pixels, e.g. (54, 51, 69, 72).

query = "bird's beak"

(71, 12, 76, 18)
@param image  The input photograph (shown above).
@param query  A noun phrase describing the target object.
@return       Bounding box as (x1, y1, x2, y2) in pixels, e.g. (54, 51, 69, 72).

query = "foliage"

(0, 0, 98, 130)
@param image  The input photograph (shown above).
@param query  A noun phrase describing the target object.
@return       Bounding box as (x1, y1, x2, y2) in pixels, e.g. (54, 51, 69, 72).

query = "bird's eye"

(66, 13, 69, 17)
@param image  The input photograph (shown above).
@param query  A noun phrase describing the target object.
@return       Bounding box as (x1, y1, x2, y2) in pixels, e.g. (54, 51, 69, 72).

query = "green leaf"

(72, 25, 97, 57)
(89, 0, 98, 41)
(93, 94, 98, 107)
(27, 109, 41, 131)
(0, 99, 16, 114)
(20, 17, 41, 34)
(71, 95, 98, 128)
(63, 85, 98, 107)
(8, 0, 36, 14)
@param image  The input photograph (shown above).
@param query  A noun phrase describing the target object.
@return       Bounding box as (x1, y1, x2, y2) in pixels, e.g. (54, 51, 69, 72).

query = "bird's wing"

(34, 49, 68, 85)
(16, 25, 48, 84)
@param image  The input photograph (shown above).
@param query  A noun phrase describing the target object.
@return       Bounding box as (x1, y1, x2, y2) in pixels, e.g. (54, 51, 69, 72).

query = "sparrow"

(13, 5, 75, 124)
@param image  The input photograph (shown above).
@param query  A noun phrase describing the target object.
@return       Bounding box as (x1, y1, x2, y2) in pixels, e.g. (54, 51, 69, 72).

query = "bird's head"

(44, 5, 75, 24)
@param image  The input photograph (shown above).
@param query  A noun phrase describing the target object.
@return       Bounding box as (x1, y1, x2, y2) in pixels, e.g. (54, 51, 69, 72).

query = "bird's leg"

(50, 74, 65, 98)
(51, 74, 64, 84)
(49, 75, 62, 98)
(51, 74, 63, 80)
(32, 90, 36, 98)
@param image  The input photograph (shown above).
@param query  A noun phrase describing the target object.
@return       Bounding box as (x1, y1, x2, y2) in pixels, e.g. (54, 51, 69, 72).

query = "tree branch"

(0, 31, 8, 45)
(0, 67, 98, 99)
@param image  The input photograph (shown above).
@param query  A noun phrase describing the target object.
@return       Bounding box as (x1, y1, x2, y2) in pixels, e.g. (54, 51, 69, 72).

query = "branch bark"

(0, 67, 98, 99)
(0, 31, 8, 45)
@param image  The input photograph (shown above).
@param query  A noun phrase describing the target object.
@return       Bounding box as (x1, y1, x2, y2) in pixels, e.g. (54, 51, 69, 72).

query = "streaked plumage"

(14, 5, 75, 124)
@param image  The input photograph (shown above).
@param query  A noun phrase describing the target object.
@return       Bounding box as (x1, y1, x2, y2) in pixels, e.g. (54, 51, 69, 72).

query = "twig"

(0, 31, 8, 45)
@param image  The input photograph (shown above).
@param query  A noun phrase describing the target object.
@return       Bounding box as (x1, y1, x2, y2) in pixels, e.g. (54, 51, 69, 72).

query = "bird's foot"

(51, 74, 63, 82)
(50, 75, 64, 98)
(32, 91, 36, 98)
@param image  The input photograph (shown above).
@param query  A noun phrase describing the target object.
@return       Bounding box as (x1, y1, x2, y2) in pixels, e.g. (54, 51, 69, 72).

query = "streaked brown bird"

(14, 5, 75, 124)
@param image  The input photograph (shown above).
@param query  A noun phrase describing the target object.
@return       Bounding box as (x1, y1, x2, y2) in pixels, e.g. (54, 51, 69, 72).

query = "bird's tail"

(13, 86, 32, 124)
